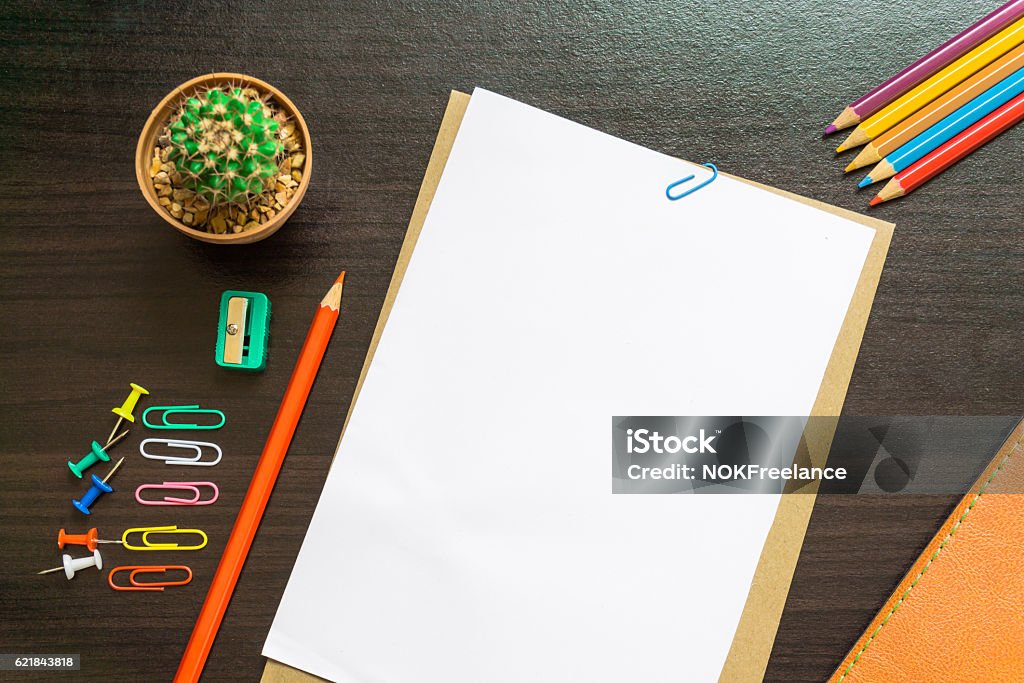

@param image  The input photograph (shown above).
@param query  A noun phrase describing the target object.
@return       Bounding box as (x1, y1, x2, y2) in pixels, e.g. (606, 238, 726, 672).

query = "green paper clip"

(143, 405, 226, 430)
(216, 290, 271, 372)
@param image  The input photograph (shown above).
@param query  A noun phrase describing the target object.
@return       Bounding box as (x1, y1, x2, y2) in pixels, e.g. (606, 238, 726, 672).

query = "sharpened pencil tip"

(824, 124, 838, 136)
(836, 141, 850, 153)
(858, 176, 873, 188)
(843, 161, 857, 173)
(869, 196, 883, 207)
(322, 272, 346, 309)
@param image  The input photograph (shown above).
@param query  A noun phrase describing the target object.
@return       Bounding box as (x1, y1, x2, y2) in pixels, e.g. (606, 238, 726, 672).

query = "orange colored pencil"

(846, 43, 1024, 171)
(871, 91, 1024, 204)
(174, 273, 346, 683)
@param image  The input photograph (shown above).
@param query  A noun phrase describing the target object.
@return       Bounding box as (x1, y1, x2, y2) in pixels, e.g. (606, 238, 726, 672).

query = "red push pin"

(57, 528, 122, 552)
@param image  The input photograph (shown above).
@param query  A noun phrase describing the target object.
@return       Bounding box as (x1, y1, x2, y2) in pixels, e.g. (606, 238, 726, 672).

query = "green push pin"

(67, 431, 128, 479)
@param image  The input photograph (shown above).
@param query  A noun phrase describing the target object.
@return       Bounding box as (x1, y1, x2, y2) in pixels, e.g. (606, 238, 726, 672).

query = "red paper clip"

(108, 565, 193, 591)
(135, 482, 219, 506)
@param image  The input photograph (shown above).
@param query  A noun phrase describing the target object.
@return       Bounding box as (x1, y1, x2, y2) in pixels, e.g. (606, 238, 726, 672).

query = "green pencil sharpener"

(216, 290, 271, 372)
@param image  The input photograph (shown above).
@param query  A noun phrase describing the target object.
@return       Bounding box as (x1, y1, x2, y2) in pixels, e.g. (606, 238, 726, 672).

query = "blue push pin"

(73, 457, 124, 515)
(67, 431, 128, 479)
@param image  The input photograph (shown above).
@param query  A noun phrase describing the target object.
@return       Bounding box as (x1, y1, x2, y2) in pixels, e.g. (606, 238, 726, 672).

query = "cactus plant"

(167, 87, 284, 205)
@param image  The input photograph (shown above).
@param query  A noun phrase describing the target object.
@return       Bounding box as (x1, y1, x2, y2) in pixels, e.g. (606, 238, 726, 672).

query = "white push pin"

(37, 549, 103, 580)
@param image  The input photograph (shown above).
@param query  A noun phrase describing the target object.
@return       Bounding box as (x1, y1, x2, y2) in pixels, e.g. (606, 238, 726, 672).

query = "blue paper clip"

(665, 163, 718, 200)
(142, 405, 226, 430)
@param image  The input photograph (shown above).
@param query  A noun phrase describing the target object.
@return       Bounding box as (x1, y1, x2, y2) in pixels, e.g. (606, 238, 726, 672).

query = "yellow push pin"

(107, 383, 149, 445)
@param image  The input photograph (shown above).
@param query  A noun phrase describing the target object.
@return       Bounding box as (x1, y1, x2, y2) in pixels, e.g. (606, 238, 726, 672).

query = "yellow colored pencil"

(837, 15, 1024, 152)
(845, 42, 1024, 170)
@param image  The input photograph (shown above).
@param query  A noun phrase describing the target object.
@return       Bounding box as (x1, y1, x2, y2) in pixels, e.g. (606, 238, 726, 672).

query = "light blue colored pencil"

(860, 65, 1024, 186)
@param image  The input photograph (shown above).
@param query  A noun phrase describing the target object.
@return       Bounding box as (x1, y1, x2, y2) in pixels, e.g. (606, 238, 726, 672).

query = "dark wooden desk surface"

(1, 1, 1021, 681)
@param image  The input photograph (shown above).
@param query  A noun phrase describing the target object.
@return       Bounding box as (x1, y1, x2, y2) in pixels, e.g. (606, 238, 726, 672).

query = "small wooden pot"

(135, 73, 311, 244)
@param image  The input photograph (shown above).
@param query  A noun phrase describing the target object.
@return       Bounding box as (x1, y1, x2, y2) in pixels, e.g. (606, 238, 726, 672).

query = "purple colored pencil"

(826, 0, 1024, 134)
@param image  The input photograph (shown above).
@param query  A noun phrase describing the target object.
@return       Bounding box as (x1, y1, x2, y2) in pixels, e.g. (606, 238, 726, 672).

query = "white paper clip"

(139, 438, 222, 467)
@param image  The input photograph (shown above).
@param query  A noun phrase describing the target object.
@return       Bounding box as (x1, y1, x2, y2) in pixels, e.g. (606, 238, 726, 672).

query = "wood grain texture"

(0, 1, 1020, 681)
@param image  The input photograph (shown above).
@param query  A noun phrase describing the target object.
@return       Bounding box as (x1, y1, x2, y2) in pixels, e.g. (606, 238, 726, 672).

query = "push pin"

(107, 383, 149, 445)
(57, 528, 122, 552)
(73, 457, 125, 515)
(67, 431, 129, 479)
(37, 549, 103, 579)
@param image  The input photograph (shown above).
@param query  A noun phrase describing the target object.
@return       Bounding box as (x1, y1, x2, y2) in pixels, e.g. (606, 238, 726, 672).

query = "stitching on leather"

(835, 436, 1021, 682)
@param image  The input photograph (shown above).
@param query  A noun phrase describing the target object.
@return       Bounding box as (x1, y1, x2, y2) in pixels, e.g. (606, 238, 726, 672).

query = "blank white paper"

(264, 89, 875, 682)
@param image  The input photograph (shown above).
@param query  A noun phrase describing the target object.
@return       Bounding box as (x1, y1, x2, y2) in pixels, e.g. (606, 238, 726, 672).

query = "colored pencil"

(826, 0, 1024, 134)
(860, 66, 1024, 186)
(836, 16, 1024, 152)
(174, 273, 346, 683)
(846, 43, 1024, 171)
(871, 90, 1024, 204)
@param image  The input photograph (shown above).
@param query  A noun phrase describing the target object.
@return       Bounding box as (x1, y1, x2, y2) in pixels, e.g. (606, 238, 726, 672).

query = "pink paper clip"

(134, 482, 219, 506)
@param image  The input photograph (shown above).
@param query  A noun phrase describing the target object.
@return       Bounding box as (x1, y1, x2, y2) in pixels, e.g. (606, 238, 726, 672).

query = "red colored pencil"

(174, 273, 346, 683)
(871, 91, 1024, 204)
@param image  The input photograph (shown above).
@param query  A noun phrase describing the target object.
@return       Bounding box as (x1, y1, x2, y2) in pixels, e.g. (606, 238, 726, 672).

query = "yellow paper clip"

(122, 525, 208, 551)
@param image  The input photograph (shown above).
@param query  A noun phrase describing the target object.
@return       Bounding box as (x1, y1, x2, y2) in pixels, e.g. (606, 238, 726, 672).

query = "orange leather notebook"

(829, 419, 1024, 682)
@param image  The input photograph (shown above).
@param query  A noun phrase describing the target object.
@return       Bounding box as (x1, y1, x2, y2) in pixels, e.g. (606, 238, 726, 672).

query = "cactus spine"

(167, 87, 284, 204)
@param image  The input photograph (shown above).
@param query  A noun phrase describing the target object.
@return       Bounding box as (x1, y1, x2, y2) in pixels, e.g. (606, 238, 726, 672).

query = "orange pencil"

(174, 273, 346, 683)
